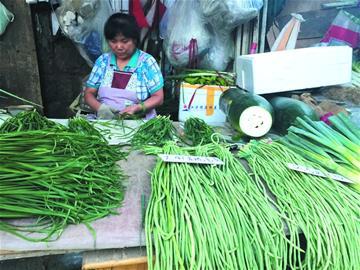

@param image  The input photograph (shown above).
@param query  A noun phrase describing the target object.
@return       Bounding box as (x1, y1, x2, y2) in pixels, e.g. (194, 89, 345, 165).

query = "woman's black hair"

(104, 13, 140, 46)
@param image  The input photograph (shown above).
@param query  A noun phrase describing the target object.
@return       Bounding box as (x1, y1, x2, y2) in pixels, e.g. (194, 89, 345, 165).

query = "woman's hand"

(120, 104, 141, 115)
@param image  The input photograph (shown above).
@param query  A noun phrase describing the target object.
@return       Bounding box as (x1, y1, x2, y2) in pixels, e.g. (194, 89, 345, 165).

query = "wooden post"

(0, 0, 42, 109)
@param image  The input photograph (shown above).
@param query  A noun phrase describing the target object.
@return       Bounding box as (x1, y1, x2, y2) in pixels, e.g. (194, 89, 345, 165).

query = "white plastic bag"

(199, 32, 234, 71)
(56, 0, 112, 66)
(0, 1, 14, 36)
(199, 0, 263, 32)
(163, 0, 211, 68)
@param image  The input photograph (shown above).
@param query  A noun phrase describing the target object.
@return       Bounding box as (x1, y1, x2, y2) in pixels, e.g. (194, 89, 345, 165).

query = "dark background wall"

(31, 3, 91, 118)
(0, 0, 43, 110)
(0, 0, 91, 118)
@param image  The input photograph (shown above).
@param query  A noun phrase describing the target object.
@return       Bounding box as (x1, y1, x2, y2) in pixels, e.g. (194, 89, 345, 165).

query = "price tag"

(287, 163, 353, 184)
(158, 154, 224, 165)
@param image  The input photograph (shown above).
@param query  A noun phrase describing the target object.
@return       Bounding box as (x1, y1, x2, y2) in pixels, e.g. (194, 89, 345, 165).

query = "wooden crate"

(82, 256, 148, 270)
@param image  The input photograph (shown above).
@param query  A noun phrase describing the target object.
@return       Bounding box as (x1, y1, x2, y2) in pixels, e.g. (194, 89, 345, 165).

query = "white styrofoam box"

(236, 46, 352, 94)
(178, 83, 229, 124)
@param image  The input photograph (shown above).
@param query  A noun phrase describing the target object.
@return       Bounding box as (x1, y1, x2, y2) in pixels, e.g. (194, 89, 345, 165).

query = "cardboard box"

(236, 46, 352, 94)
(178, 83, 228, 124)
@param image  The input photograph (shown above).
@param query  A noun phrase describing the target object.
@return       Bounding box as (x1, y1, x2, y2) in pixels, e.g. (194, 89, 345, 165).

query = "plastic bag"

(0, 1, 14, 36)
(163, 0, 212, 68)
(320, 10, 360, 48)
(199, 0, 263, 33)
(198, 32, 234, 71)
(56, 0, 112, 66)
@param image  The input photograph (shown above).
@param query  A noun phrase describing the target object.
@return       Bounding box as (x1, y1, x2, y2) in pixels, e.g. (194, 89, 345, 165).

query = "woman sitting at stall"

(84, 13, 164, 119)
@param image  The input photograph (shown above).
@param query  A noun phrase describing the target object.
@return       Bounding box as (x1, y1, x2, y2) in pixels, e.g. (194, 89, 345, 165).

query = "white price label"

(158, 154, 224, 165)
(287, 163, 353, 184)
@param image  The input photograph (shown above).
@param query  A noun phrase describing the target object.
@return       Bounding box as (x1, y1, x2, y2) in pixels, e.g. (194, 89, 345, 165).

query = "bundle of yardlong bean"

(145, 142, 289, 269)
(0, 110, 64, 133)
(239, 140, 360, 269)
(0, 130, 126, 241)
(131, 115, 178, 148)
(183, 117, 218, 145)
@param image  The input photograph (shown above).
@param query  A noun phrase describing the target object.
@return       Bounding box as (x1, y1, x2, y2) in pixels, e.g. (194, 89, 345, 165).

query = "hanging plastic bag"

(199, 0, 263, 33)
(163, 0, 212, 68)
(320, 10, 360, 48)
(0, 1, 14, 36)
(199, 32, 234, 71)
(56, 0, 112, 66)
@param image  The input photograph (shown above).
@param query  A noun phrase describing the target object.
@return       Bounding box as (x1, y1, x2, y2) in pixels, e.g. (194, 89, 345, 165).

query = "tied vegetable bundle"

(239, 140, 360, 270)
(0, 130, 127, 241)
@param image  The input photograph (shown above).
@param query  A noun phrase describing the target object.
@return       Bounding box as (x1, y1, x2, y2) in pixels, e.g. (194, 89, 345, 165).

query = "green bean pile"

(239, 140, 360, 269)
(146, 142, 289, 269)
(131, 115, 178, 148)
(68, 116, 106, 141)
(183, 117, 218, 145)
(0, 110, 64, 133)
(0, 130, 126, 241)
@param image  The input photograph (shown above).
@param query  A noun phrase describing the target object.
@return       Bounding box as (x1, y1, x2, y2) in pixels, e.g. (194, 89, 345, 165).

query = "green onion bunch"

(239, 140, 360, 269)
(131, 115, 178, 149)
(0, 110, 64, 133)
(183, 117, 219, 145)
(146, 142, 288, 269)
(281, 113, 360, 190)
(0, 130, 127, 242)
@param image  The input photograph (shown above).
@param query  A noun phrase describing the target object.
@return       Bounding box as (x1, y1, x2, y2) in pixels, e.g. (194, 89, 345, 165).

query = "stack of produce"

(131, 115, 178, 149)
(183, 117, 218, 145)
(166, 69, 235, 86)
(145, 142, 289, 269)
(0, 110, 64, 133)
(239, 140, 360, 269)
(281, 113, 360, 189)
(0, 112, 127, 241)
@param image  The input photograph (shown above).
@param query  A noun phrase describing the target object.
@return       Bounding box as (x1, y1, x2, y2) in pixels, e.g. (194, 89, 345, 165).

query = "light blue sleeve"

(142, 56, 164, 94)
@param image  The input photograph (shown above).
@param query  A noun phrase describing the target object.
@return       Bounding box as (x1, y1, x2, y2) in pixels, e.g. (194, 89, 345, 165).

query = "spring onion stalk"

(282, 115, 360, 188)
(0, 130, 127, 241)
(0, 88, 43, 108)
(238, 140, 360, 270)
(131, 115, 178, 148)
(146, 142, 289, 269)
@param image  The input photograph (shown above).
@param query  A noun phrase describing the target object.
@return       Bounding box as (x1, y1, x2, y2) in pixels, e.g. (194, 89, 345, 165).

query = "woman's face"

(108, 34, 136, 61)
